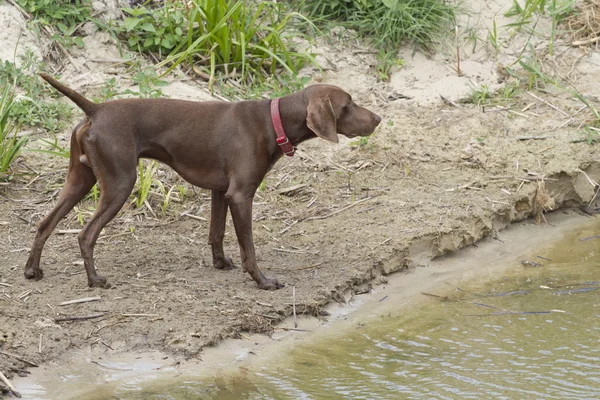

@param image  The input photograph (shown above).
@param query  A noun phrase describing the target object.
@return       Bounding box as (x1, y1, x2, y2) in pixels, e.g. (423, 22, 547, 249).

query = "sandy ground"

(2, 0, 600, 396)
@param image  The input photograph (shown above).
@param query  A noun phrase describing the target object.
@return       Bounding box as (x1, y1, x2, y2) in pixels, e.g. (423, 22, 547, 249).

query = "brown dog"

(24, 74, 381, 290)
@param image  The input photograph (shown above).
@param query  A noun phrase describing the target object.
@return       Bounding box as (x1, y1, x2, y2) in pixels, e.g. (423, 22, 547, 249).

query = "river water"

(112, 219, 600, 399)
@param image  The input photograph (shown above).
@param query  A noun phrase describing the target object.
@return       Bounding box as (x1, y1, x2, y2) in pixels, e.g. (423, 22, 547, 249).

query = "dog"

(24, 74, 381, 290)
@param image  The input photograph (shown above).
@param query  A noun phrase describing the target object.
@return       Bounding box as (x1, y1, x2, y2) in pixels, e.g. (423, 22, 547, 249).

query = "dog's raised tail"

(40, 73, 98, 116)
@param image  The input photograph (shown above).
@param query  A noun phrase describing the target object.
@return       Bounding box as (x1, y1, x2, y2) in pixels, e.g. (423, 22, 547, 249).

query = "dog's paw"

(214, 257, 236, 270)
(258, 278, 284, 290)
(88, 275, 111, 289)
(24, 267, 44, 281)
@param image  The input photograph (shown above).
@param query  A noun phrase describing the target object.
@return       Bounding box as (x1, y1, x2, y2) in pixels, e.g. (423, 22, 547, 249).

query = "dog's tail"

(40, 73, 98, 116)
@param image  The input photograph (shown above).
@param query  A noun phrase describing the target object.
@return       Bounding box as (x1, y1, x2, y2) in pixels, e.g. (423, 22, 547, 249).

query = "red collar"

(270, 98, 295, 157)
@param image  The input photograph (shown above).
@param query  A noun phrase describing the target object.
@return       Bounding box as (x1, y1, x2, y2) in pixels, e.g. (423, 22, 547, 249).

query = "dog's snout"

(374, 114, 382, 124)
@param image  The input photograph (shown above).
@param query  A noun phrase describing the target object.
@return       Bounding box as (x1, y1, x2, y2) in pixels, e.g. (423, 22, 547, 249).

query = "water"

(108, 221, 600, 399)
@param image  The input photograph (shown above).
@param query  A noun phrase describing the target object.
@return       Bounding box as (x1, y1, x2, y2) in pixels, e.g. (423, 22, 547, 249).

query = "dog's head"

(305, 85, 381, 143)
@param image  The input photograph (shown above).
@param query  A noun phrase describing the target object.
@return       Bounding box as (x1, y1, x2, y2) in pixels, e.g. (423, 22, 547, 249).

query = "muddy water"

(118, 223, 600, 399)
(14, 216, 600, 399)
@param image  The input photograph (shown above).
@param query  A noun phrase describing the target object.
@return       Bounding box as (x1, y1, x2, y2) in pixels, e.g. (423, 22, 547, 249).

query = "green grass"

(305, 0, 457, 50)
(0, 78, 28, 178)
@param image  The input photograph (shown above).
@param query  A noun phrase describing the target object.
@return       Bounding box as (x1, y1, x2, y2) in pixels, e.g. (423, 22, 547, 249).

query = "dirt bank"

(2, 0, 600, 396)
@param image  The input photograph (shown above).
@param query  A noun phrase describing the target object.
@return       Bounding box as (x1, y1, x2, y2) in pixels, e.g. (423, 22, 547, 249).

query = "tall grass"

(0, 79, 28, 177)
(304, 0, 457, 51)
(120, 0, 317, 86)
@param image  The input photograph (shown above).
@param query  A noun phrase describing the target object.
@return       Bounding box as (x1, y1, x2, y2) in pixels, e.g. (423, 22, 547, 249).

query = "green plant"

(133, 160, 159, 209)
(504, 0, 575, 56)
(376, 50, 403, 81)
(119, 0, 316, 88)
(464, 27, 479, 53)
(121, 67, 168, 99)
(518, 45, 557, 89)
(500, 79, 520, 99)
(93, 77, 119, 102)
(305, 0, 457, 51)
(121, 3, 186, 55)
(218, 74, 310, 100)
(177, 184, 186, 202)
(487, 18, 502, 54)
(15, 0, 90, 48)
(349, 136, 370, 149)
(28, 137, 70, 158)
(470, 84, 490, 106)
(583, 126, 600, 145)
(570, 84, 600, 141)
(0, 55, 72, 133)
(0, 79, 28, 177)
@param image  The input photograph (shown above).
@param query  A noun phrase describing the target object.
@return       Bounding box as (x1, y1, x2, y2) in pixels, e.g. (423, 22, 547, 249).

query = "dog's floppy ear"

(306, 96, 339, 143)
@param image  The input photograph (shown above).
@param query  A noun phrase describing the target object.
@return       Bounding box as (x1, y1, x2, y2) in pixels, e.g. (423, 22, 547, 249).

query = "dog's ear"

(306, 97, 339, 143)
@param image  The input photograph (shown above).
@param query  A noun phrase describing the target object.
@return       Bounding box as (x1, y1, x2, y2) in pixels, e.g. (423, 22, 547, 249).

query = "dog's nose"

(374, 114, 382, 124)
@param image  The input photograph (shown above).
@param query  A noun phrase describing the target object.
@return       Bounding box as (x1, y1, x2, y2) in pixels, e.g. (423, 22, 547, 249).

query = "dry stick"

(0, 370, 21, 398)
(121, 313, 160, 317)
(292, 286, 297, 329)
(39, 334, 43, 353)
(0, 351, 38, 367)
(55, 313, 105, 323)
(307, 197, 374, 221)
(455, 25, 461, 76)
(59, 296, 101, 306)
(572, 37, 600, 46)
(181, 212, 207, 222)
(516, 135, 552, 141)
(526, 92, 570, 117)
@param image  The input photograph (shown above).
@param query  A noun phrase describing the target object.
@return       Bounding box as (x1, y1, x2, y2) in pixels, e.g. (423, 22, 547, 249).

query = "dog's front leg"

(226, 186, 284, 290)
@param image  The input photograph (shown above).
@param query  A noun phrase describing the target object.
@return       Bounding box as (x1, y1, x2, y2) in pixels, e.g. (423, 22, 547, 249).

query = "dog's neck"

(277, 91, 317, 147)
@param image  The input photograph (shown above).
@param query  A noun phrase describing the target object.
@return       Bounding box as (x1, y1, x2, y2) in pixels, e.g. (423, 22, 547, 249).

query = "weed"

(121, 67, 168, 99)
(504, 0, 575, 56)
(121, 3, 186, 55)
(177, 185, 186, 202)
(15, 0, 90, 48)
(349, 136, 371, 150)
(500, 79, 520, 99)
(464, 27, 479, 53)
(0, 54, 72, 133)
(583, 126, 600, 145)
(376, 50, 403, 81)
(518, 45, 557, 89)
(92, 77, 119, 102)
(470, 84, 490, 106)
(28, 137, 70, 158)
(0, 78, 28, 178)
(570, 84, 600, 141)
(487, 18, 502, 54)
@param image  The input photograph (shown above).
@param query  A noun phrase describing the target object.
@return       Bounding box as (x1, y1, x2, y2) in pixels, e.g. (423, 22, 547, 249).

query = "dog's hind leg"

(25, 121, 97, 280)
